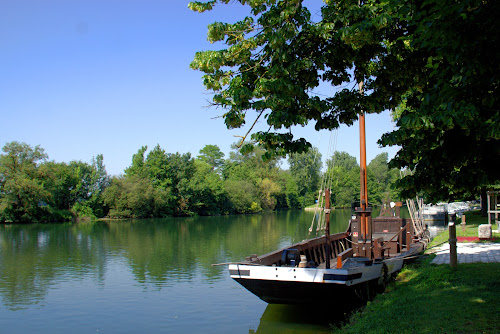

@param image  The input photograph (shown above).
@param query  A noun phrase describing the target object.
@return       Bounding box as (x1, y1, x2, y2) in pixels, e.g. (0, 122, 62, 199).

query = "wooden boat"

(228, 202, 427, 304)
(228, 90, 428, 305)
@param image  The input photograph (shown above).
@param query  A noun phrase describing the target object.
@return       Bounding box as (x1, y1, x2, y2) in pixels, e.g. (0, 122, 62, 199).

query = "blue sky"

(0, 0, 399, 176)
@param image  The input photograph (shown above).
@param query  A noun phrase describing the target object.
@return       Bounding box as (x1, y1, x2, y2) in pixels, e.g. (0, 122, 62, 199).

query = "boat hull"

(233, 277, 375, 305)
(229, 258, 404, 304)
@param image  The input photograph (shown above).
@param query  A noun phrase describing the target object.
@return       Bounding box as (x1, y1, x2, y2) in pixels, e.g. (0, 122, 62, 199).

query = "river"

(0, 209, 389, 333)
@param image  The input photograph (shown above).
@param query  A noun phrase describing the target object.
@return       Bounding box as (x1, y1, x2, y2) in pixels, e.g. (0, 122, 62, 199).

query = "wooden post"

(406, 222, 413, 250)
(395, 202, 402, 218)
(461, 215, 466, 233)
(325, 188, 331, 269)
(487, 191, 491, 225)
(449, 222, 457, 268)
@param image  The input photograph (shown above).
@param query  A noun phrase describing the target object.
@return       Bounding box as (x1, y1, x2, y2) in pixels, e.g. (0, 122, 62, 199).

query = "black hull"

(233, 278, 380, 305)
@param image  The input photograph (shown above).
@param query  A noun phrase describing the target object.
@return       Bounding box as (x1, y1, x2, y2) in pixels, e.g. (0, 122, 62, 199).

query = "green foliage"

(379, 0, 500, 202)
(225, 179, 261, 214)
(222, 142, 287, 212)
(125, 145, 148, 178)
(111, 145, 199, 217)
(103, 175, 173, 218)
(0, 142, 51, 223)
(284, 175, 300, 209)
(288, 147, 322, 207)
(327, 151, 358, 172)
(367, 152, 392, 204)
(188, 160, 230, 215)
(257, 177, 281, 210)
(189, 0, 407, 154)
(71, 202, 96, 220)
(197, 144, 225, 170)
(0, 142, 109, 223)
(325, 151, 359, 207)
(0, 141, 402, 221)
(191, 0, 500, 204)
(324, 151, 401, 207)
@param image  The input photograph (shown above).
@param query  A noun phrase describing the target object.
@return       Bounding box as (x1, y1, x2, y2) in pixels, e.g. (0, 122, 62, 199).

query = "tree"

(367, 152, 390, 204)
(198, 144, 225, 170)
(121, 145, 197, 216)
(284, 174, 300, 208)
(166, 152, 196, 215)
(189, 1, 407, 155)
(38, 161, 75, 211)
(325, 151, 359, 207)
(125, 146, 148, 178)
(144, 145, 171, 190)
(103, 175, 170, 218)
(257, 177, 281, 210)
(225, 179, 261, 213)
(331, 167, 359, 207)
(84, 154, 110, 218)
(188, 160, 229, 215)
(378, 0, 500, 203)
(327, 151, 358, 173)
(217, 141, 290, 211)
(288, 147, 322, 206)
(0, 142, 50, 223)
(58, 156, 110, 219)
(190, 0, 500, 203)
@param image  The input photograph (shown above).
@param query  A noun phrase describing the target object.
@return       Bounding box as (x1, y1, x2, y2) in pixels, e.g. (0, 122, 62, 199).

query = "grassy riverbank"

(429, 210, 500, 246)
(333, 210, 500, 333)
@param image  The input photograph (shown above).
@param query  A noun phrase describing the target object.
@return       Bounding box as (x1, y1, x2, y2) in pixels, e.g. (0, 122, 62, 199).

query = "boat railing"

(352, 216, 422, 258)
(247, 215, 424, 268)
(336, 248, 353, 268)
(377, 222, 413, 256)
(248, 232, 350, 267)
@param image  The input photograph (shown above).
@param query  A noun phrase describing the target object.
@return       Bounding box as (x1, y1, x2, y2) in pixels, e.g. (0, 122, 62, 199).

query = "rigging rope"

(292, 132, 323, 244)
(308, 129, 339, 239)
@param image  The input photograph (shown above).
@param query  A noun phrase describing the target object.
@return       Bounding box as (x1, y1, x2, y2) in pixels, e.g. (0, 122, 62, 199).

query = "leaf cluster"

(191, 0, 500, 202)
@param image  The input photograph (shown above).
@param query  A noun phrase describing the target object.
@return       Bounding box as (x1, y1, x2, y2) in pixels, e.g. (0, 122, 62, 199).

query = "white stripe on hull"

(229, 258, 403, 287)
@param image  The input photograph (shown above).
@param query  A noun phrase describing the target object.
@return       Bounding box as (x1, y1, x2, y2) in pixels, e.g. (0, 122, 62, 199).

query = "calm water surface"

(0, 209, 381, 333)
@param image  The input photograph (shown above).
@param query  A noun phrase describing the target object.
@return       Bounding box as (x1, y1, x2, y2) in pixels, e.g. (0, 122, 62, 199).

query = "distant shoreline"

(304, 206, 322, 211)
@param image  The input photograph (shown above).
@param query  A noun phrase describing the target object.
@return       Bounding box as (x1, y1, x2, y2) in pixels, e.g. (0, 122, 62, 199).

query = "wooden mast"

(358, 80, 372, 259)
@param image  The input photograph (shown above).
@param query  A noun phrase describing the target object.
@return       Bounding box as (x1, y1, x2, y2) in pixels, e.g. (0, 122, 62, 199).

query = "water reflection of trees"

(0, 223, 108, 310)
(0, 211, 351, 308)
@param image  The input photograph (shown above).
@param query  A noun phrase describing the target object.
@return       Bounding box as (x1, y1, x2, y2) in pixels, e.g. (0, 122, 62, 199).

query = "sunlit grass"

(333, 215, 500, 333)
(428, 210, 500, 248)
(333, 257, 500, 333)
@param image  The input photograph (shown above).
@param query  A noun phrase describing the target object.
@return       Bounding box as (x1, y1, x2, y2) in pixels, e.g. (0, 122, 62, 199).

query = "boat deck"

(316, 256, 373, 269)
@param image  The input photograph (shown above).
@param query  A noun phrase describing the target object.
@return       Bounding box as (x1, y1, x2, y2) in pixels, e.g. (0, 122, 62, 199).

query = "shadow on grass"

(334, 256, 500, 333)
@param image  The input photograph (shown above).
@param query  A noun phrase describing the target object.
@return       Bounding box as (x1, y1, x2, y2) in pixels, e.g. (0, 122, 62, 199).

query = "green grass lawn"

(429, 210, 500, 248)
(333, 210, 500, 334)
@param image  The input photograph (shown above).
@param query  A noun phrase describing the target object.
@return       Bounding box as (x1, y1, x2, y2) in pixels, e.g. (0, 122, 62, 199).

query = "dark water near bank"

(0, 209, 389, 333)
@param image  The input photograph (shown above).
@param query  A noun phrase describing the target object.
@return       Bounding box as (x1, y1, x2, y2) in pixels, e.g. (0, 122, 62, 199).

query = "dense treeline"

(0, 142, 108, 223)
(0, 141, 400, 223)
